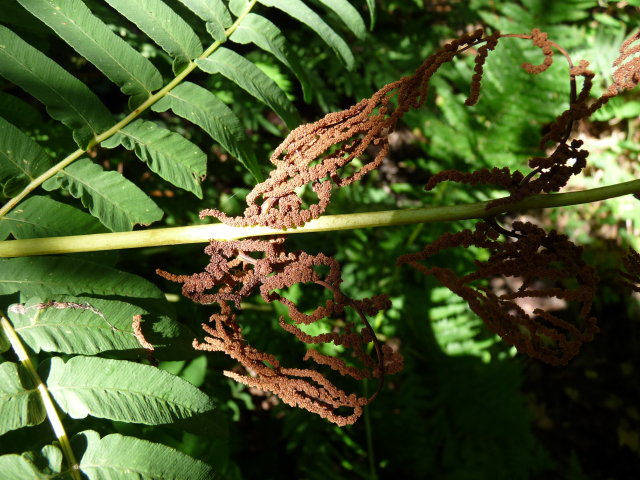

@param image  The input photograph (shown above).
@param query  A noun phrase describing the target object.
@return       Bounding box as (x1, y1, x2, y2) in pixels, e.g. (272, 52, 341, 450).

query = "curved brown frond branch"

(201, 29, 493, 229)
(397, 221, 599, 365)
(159, 238, 402, 426)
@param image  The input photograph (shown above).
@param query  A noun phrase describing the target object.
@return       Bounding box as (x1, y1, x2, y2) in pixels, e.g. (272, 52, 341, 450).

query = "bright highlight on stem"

(0, 179, 638, 258)
(0, 312, 81, 480)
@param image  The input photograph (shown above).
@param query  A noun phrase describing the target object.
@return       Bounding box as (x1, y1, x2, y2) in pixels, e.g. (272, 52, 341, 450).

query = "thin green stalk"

(363, 379, 378, 480)
(363, 310, 385, 480)
(0, 179, 638, 258)
(0, 0, 258, 221)
(0, 312, 81, 480)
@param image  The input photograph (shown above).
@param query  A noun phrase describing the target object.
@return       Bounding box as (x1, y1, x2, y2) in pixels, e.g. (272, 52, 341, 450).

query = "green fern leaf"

(16, 0, 163, 109)
(178, 0, 232, 26)
(0, 256, 165, 299)
(178, 0, 232, 42)
(315, 0, 366, 39)
(206, 20, 227, 42)
(258, 0, 355, 69)
(230, 12, 313, 102)
(0, 196, 107, 240)
(103, 119, 206, 198)
(104, 0, 203, 73)
(42, 158, 163, 231)
(0, 448, 59, 480)
(76, 430, 215, 480)
(0, 26, 113, 148)
(8, 296, 145, 355)
(152, 81, 263, 181)
(365, 0, 376, 29)
(197, 47, 300, 128)
(0, 117, 53, 199)
(0, 92, 41, 130)
(0, 362, 46, 435)
(45, 356, 216, 424)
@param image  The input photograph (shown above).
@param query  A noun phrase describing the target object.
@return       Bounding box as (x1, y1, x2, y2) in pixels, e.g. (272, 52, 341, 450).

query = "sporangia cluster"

(160, 29, 640, 425)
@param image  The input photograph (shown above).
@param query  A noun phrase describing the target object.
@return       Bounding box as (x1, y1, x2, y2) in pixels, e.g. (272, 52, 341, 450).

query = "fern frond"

(0, 0, 360, 231)
(197, 47, 301, 128)
(230, 12, 313, 102)
(15, 0, 163, 109)
(0, 117, 53, 199)
(152, 81, 262, 181)
(178, 0, 233, 41)
(103, 119, 207, 198)
(0, 25, 113, 148)
(315, 0, 366, 39)
(258, 0, 356, 69)
(0, 361, 45, 435)
(42, 159, 163, 232)
(104, 0, 203, 73)
(0, 196, 106, 241)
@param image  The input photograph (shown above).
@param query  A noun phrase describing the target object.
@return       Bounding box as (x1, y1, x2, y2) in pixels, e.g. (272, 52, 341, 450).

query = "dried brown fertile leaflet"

(200, 29, 495, 229)
(427, 30, 640, 208)
(159, 29, 640, 423)
(620, 249, 640, 293)
(158, 238, 402, 426)
(397, 222, 599, 365)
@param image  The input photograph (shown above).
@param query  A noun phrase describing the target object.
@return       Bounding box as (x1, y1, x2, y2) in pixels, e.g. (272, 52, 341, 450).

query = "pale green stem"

(0, 0, 258, 221)
(362, 378, 378, 480)
(363, 310, 385, 480)
(0, 312, 81, 480)
(1, 179, 638, 258)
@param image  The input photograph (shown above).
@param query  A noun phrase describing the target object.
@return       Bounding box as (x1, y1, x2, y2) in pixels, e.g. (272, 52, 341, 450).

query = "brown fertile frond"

(620, 248, 640, 293)
(426, 29, 602, 206)
(541, 60, 595, 146)
(466, 31, 501, 106)
(601, 30, 640, 101)
(201, 29, 498, 229)
(157, 237, 293, 307)
(521, 28, 554, 74)
(425, 138, 590, 209)
(397, 221, 599, 365)
(487, 139, 590, 209)
(425, 166, 524, 192)
(160, 238, 402, 426)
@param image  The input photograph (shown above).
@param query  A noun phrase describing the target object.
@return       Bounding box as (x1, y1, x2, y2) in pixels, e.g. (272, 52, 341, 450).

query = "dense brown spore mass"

(159, 238, 402, 425)
(620, 249, 640, 293)
(159, 29, 640, 424)
(397, 221, 599, 365)
(426, 30, 640, 210)
(200, 29, 490, 229)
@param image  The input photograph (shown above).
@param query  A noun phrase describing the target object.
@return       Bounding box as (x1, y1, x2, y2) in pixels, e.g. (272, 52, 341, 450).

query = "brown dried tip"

(160, 238, 402, 425)
(521, 28, 554, 74)
(202, 29, 496, 229)
(620, 248, 640, 293)
(397, 221, 599, 365)
(488, 139, 590, 210)
(541, 60, 595, 146)
(425, 138, 590, 209)
(425, 166, 523, 192)
(466, 31, 501, 106)
(132, 314, 158, 366)
(601, 30, 640, 100)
